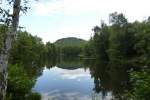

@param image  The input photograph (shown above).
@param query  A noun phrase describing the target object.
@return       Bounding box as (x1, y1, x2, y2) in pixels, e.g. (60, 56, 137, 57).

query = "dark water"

(32, 59, 130, 100)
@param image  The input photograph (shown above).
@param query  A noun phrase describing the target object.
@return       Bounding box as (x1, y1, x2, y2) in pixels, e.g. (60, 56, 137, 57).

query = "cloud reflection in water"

(33, 67, 113, 100)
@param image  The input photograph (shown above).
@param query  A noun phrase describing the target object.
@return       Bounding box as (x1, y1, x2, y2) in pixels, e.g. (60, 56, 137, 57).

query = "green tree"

(133, 19, 150, 66)
(60, 46, 82, 58)
(7, 64, 36, 100)
(108, 12, 135, 62)
(92, 22, 109, 61)
(45, 42, 57, 59)
(0, 0, 28, 98)
(83, 40, 95, 57)
(127, 70, 150, 100)
(9, 31, 45, 66)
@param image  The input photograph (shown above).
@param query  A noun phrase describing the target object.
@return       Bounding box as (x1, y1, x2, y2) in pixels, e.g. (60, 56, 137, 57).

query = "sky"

(17, 0, 150, 43)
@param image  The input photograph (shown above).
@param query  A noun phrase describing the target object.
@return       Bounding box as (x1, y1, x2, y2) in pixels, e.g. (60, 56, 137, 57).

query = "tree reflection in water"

(84, 60, 130, 100)
(6, 57, 131, 100)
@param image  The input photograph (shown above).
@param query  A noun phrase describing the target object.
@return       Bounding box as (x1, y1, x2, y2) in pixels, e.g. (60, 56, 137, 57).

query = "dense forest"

(0, 11, 150, 99)
(0, 27, 86, 99)
(54, 37, 86, 58)
(84, 12, 150, 99)
(55, 37, 86, 47)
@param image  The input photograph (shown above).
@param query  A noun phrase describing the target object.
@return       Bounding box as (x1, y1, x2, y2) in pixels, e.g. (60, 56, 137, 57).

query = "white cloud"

(41, 89, 113, 100)
(52, 67, 90, 80)
(22, 0, 150, 42)
(42, 90, 92, 100)
(32, 0, 111, 16)
(37, 25, 93, 43)
(33, 0, 150, 19)
(33, 0, 64, 16)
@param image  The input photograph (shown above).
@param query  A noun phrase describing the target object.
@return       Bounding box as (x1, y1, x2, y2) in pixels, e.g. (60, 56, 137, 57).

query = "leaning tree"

(0, 0, 29, 99)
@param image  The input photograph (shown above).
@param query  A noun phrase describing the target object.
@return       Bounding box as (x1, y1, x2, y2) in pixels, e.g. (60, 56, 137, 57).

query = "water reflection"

(85, 60, 130, 99)
(5, 56, 131, 100)
(6, 61, 44, 100)
(32, 59, 130, 100)
(33, 67, 92, 100)
(57, 58, 83, 69)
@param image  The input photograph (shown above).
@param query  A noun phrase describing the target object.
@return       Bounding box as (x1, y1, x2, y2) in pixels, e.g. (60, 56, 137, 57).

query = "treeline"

(0, 29, 57, 99)
(0, 26, 86, 66)
(84, 12, 150, 99)
(85, 12, 150, 66)
(2, 29, 85, 100)
(9, 31, 45, 66)
(56, 45, 84, 58)
(55, 37, 86, 58)
(1, 12, 150, 99)
(6, 31, 45, 100)
(8, 31, 59, 66)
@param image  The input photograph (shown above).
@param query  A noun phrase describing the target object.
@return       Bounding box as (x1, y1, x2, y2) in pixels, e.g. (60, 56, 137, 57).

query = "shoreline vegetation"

(0, 12, 150, 100)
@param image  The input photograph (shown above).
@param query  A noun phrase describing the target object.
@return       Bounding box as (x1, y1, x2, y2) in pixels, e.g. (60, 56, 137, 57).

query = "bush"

(127, 70, 150, 100)
(7, 64, 36, 100)
(26, 92, 41, 100)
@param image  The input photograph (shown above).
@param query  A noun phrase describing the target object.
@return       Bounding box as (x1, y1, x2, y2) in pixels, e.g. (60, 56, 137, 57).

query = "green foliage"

(109, 12, 127, 27)
(108, 12, 136, 62)
(60, 45, 82, 57)
(55, 37, 86, 47)
(83, 40, 95, 57)
(55, 37, 86, 58)
(7, 64, 37, 100)
(84, 12, 150, 99)
(3, 12, 150, 100)
(7, 31, 45, 100)
(85, 12, 149, 64)
(26, 92, 41, 100)
(92, 22, 109, 61)
(9, 31, 45, 66)
(84, 13, 135, 61)
(45, 42, 57, 59)
(127, 70, 150, 100)
(133, 20, 150, 65)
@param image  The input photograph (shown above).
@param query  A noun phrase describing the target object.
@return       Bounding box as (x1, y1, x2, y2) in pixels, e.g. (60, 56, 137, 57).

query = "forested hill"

(54, 37, 87, 47)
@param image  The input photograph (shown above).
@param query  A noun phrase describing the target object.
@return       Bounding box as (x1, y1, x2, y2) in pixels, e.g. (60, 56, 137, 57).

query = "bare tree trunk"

(0, 0, 21, 99)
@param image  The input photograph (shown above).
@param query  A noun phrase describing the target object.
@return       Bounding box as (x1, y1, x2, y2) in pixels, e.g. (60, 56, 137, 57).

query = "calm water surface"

(32, 67, 113, 100)
(32, 59, 129, 100)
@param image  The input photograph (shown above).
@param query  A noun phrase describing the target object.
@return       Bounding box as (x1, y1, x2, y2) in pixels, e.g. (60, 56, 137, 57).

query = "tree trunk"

(0, 0, 21, 99)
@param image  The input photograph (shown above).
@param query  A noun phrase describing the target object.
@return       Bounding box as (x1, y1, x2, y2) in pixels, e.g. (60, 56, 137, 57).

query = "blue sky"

(18, 0, 150, 43)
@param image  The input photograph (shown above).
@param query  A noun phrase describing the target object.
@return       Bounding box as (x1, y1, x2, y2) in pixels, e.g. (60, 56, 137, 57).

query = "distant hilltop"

(54, 37, 87, 47)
